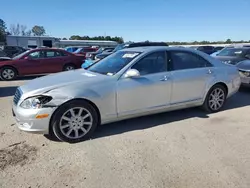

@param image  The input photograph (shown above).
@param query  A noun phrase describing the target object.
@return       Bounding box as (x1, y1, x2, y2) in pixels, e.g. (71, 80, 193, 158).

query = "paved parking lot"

(0, 77, 250, 188)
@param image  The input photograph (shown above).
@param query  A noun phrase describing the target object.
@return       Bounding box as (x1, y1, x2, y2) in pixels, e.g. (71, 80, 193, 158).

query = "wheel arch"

(0, 65, 19, 75)
(49, 98, 101, 135)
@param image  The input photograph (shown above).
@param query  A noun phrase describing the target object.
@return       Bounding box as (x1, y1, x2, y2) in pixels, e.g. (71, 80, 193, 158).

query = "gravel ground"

(0, 77, 250, 188)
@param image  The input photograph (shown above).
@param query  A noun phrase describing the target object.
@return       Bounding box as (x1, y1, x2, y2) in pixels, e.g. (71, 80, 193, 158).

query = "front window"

(28, 51, 41, 59)
(88, 51, 141, 75)
(217, 48, 246, 57)
(131, 52, 167, 75)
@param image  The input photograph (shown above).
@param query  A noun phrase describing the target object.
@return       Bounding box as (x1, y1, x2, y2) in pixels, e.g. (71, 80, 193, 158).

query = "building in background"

(6, 36, 58, 48)
(55, 40, 118, 48)
(6, 36, 118, 49)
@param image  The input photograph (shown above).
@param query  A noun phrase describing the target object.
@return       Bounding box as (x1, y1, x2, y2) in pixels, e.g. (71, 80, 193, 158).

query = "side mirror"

(124, 69, 140, 78)
(24, 56, 31, 60)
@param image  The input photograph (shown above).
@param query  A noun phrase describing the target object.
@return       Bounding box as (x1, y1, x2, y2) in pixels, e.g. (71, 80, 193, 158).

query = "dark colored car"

(86, 47, 115, 60)
(191, 46, 216, 55)
(0, 48, 85, 80)
(95, 42, 168, 60)
(214, 47, 250, 65)
(236, 60, 250, 87)
(214, 46, 224, 52)
(2, 46, 27, 58)
(0, 50, 11, 61)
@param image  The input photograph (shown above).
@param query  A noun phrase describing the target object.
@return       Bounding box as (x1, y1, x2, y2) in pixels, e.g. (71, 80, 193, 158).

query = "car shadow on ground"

(93, 89, 250, 140)
(0, 86, 18, 97)
(0, 75, 43, 82)
(45, 88, 250, 143)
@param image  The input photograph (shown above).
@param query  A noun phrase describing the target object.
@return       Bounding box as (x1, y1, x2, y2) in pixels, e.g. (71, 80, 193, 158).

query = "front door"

(17, 50, 45, 75)
(116, 51, 172, 116)
(169, 50, 215, 105)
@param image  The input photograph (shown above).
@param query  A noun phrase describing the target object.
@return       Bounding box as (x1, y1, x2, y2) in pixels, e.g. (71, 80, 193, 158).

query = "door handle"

(207, 69, 213, 74)
(160, 75, 169, 81)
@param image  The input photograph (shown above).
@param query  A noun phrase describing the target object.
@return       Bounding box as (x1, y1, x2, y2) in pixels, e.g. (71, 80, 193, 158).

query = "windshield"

(88, 51, 141, 75)
(96, 48, 104, 53)
(113, 44, 126, 52)
(74, 48, 83, 53)
(12, 50, 30, 60)
(217, 48, 246, 57)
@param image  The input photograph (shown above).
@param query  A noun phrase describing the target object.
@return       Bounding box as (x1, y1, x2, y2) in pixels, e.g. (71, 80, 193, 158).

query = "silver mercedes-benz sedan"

(12, 47, 241, 142)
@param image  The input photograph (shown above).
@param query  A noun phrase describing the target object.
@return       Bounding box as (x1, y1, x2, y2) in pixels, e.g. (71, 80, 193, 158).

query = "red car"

(0, 48, 85, 80)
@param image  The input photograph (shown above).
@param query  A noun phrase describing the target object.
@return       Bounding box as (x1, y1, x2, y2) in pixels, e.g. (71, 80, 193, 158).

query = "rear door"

(39, 50, 66, 73)
(169, 50, 215, 105)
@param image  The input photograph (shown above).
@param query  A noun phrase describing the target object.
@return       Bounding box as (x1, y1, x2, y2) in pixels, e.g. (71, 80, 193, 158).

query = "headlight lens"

(20, 96, 52, 109)
(244, 71, 250, 77)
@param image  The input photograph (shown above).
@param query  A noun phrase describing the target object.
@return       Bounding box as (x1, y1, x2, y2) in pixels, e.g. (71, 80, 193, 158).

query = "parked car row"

(190, 45, 224, 55)
(0, 48, 85, 80)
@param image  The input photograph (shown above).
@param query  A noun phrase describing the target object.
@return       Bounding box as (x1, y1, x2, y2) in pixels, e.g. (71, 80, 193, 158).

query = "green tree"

(62, 37, 67, 40)
(32, 25, 46, 36)
(225, 39, 232, 44)
(0, 19, 7, 43)
(69, 35, 81, 40)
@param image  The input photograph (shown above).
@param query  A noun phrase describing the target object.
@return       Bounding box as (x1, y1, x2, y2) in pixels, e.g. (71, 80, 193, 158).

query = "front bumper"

(12, 104, 56, 134)
(240, 76, 250, 85)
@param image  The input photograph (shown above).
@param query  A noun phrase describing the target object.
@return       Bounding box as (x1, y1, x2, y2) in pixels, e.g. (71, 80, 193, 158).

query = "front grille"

(13, 87, 22, 105)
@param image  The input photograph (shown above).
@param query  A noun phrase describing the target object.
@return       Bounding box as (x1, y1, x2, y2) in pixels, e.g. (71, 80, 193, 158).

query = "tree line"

(67, 35, 124, 44)
(167, 39, 250, 45)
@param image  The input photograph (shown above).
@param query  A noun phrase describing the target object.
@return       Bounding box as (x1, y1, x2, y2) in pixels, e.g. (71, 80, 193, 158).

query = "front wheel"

(202, 84, 227, 113)
(51, 100, 98, 143)
(0, 67, 17, 81)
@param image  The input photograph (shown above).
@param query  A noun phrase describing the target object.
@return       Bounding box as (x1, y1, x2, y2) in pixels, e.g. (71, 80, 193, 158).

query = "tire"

(51, 100, 98, 143)
(63, 64, 76, 71)
(202, 84, 227, 113)
(0, 66, 17, 81)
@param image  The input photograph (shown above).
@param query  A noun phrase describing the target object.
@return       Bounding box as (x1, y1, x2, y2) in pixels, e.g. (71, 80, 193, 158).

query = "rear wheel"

(202, 84, 227, 113)
(0, 66, 17, 81)
(63, 64, 76, 71)
(51, 100, 98, 143)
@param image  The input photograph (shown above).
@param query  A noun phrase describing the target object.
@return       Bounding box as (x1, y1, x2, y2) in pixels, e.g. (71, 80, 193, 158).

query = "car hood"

(236, 60, 250, 71)
(214, 56, 244, 64)
(0, 57, 11, 60)
(20, 69, 110, 96)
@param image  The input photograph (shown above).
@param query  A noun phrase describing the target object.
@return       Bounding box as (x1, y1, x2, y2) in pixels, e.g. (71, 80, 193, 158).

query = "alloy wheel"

(59, 107, 93, 139)
(2, 68, 15, 80)
(208, 88, 225, 111)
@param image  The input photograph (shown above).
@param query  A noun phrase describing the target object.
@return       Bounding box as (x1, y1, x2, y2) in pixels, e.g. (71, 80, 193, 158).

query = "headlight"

(243, 71, 250, 77)
(20, 96, 52, 109)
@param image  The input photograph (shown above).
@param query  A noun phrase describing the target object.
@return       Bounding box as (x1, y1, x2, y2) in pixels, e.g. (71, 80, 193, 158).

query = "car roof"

(121, 46, 198, 53)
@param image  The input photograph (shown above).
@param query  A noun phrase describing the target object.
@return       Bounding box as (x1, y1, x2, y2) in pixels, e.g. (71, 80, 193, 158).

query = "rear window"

(128, 42, 168, 48)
